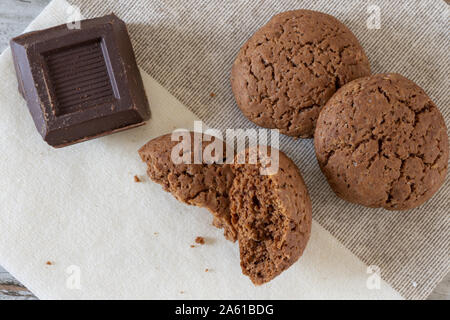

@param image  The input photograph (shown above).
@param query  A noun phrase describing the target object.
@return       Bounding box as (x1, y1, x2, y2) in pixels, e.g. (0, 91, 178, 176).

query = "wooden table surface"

(0, 0, 448, 300)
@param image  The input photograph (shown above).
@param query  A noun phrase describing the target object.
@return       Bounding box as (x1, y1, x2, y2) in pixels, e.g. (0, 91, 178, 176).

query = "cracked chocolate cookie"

(230, 147, 312, 284)
(314, 73, 449, 210)
(140, 135, 312, 284)
(231, 9, 371, 138)
(139, 132, 238, 241)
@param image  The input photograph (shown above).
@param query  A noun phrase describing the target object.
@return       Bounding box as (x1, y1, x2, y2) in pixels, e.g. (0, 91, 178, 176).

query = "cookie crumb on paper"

(195, 236, 205, 245)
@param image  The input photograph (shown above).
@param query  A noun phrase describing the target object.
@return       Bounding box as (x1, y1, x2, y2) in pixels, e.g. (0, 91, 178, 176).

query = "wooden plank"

(0, 0, 51, 51)
(427, 272, 450, 300)
(0, 266, 36, 299)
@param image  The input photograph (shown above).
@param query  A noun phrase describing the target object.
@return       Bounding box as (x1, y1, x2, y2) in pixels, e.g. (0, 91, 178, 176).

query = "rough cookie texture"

(139, 133, 237, 241)
(314, 73, 449, 210)
(230, 147, 312, 284)
(231, 10, 371, 138)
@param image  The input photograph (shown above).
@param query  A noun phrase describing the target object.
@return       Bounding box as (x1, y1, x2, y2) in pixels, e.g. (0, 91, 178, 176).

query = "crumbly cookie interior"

(230, 164, 290, 285)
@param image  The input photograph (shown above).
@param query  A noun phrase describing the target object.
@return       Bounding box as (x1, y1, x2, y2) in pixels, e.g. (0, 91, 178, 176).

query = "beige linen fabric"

(0, 0, 404, 300)
(68, 0, 450, 299)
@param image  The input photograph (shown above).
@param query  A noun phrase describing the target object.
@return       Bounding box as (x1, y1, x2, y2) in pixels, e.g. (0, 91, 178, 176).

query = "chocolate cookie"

(138, 132, 238, 241)
(140, 135, 312, 284)
(230, 147, 312, 285)
(314, 73, 449, 210)
(231, 9, 371, 138)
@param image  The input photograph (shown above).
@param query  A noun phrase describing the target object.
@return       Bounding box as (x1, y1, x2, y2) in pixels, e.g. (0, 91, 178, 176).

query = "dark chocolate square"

(43, 38, 115, 116)
(10, 14, 150, 148)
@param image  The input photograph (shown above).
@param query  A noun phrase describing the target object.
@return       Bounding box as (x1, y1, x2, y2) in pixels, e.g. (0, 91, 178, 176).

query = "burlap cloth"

(68, 0, 449, 299)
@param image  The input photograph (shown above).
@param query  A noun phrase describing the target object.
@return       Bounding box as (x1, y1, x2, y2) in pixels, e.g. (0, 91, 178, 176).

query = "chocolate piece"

(10, 14, 150, 148)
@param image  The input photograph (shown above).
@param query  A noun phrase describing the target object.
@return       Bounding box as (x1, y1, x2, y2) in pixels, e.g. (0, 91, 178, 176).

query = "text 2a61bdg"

(174, 304, 274, 317)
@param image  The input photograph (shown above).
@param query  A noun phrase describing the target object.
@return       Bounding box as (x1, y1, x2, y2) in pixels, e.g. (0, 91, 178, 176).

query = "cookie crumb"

(195, 236, 205, 245)
(210, 92, 216, 98)
(134, 175, 141, 183)
(190, 245, 196, 248)
(46, 261, 52, 265)
(180, 291, 185, 294)
(154, 232, 159, 235)
(205, 268, 209, 272)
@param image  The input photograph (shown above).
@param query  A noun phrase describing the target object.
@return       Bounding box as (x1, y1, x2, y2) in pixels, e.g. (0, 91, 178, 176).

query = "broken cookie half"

(138, 132, 312, 284)
(230, 146, 312, 285)
(138, 132, 237, 241)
